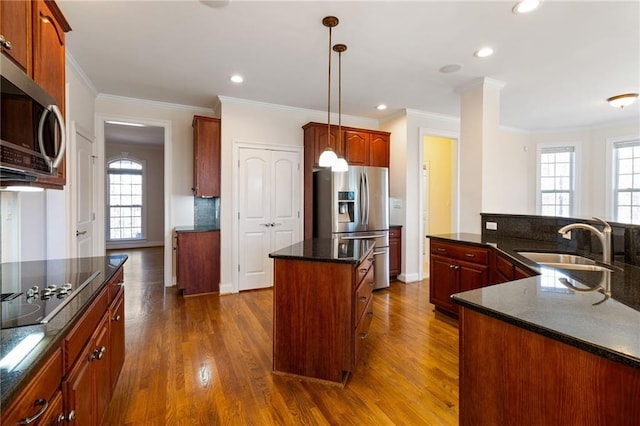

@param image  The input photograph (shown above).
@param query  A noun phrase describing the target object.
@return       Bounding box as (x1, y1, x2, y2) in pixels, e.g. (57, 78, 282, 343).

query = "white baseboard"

(106, 241, 164, 250)
(398, 272, 421, 283)
(219, 282, 235, 295)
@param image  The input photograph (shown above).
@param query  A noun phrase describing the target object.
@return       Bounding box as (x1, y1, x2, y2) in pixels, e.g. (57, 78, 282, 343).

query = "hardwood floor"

(104, 247, 459, 425)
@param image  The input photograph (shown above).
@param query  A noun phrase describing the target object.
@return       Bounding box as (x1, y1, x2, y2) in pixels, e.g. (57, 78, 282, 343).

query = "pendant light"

(332, 43, 349, 173)
(318, 16, 339, 168)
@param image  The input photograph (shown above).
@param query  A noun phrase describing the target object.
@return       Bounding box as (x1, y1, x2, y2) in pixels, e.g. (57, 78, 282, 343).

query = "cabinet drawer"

(431, 241, 489, 265)
(354, 297, 373, 364)
(356, 251, 374, 285)
(355, 267, 374, 323)
(108, 267, 124, 304)
(63, 286, 109, 372)
(1, 348, 62, 426)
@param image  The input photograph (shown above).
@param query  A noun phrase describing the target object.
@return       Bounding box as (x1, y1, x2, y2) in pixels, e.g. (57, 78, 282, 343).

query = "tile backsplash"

(194, 197, 220, 228)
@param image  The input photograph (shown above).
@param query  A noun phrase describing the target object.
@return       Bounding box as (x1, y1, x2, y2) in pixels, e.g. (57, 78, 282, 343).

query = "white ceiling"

(59, 0, 639, 133)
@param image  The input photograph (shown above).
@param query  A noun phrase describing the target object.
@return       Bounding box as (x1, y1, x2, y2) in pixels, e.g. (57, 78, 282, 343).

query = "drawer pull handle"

(366, 312, 374, 319)
(20, 398, 48, 424)
(436, 248, 446, 252)
(359, 296, 367, 303)
(112, 314, 121, 322)
(92, 346, 106, 361)
(359, 332, 368, 340)
(368, 280, 374, 287)
(465, 253, 475, 258)
(360, 268, 368, 273)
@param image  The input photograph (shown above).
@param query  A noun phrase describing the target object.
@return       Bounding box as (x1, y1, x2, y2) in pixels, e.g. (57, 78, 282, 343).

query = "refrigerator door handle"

(359, 171, 366, 224)
(340, 234, 385, 240)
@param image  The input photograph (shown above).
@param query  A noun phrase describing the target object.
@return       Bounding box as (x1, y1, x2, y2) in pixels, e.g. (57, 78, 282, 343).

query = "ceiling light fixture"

(512, 0, 542, 14)
(376, 104, 387, 111)
(607, 93, 639, 109)
(230, 74, 243, 83)
(474, 47, 494, 58)
(332, 43, 348, 173)
(439, 64, 463, 74)
(318, 16, 339, 168)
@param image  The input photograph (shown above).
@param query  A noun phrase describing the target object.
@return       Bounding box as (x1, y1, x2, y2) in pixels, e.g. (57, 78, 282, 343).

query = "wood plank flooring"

(104, 247, 459, 425)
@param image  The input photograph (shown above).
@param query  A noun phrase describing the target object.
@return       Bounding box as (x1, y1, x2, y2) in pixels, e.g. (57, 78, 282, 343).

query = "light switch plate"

(485, 221, 498, 230)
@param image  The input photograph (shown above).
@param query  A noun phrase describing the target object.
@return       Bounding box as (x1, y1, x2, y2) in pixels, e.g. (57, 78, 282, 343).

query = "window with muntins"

(540, 146, 574, 217)
(107, 159, 143, 240)
(614, 140, 640, 224)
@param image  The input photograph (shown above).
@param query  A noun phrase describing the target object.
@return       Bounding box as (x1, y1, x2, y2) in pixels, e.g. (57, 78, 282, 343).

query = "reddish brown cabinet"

(0, 0, 32, 73)
(429, 240, 489, 316)
(389, 225, 402, 279)
(176, 229, 220, 295)
(192, 115, 221, 197)
(344, 130, 369, 165)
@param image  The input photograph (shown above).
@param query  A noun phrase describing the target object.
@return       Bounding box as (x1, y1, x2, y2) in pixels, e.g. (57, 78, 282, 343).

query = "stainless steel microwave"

(0, 55, 66, 182)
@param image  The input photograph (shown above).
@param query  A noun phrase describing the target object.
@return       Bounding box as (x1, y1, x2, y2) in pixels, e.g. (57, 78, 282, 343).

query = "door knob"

(76, 230, 87, 237)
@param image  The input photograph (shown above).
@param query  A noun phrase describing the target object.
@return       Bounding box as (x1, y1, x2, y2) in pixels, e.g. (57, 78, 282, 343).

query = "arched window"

(107, 159, 144, 240)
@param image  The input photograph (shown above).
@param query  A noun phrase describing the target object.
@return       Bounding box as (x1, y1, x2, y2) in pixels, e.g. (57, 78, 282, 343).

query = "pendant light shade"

(318, 148, 338, 167)
(331, 157, 349, 172)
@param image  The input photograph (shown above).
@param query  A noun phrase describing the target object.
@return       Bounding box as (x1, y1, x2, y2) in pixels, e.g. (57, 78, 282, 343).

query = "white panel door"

(238, 147, 301, 291)
(75, 127, 95, 258)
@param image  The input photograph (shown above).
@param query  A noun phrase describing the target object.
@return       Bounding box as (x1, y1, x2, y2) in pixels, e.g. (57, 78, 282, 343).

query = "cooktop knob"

(26, 286, 39, 297)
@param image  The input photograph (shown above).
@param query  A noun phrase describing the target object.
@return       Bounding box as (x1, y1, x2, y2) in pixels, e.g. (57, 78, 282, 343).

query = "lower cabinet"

(1, 266, 126, 426)
(176, 230, 220, 295)
(429, 240, 489, 316)
(493, 252, 536, 283)
(389, 225, 402, 279)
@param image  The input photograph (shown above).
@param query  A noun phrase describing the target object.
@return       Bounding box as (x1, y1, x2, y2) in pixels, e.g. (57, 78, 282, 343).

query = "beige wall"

(423, 135, 453, 235)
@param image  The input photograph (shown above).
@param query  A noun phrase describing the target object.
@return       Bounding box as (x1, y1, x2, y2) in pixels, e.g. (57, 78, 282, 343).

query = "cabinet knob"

(66, 410, 76, 422)
(112, 314, 121, 322)
(19, 398, 48, 424)
(57, 413, 66, 423)
(359, 332, 369, 340)
(0, 35, 12, 50)
(92, 346, 106, 360)
(359, 296, 367, 303)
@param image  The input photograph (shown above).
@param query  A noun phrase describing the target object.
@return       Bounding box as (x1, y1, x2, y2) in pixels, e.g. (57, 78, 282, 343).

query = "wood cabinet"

(493, 251, 536, 284)
(272, 245, 375, 384)
(389, 226, 402, 279)
(429, 240, 489, 316)
(302, 122, 391, 239)
(459, 307, 640, 425)
(192, 115, 221, 197)
(0, 0, 32, 73)
(1, 0, 71, 189)
(176, 230, 220, 295)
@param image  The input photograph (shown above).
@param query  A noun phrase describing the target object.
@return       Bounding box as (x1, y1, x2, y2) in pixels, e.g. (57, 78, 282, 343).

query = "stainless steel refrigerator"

(313, 166, 390, 289)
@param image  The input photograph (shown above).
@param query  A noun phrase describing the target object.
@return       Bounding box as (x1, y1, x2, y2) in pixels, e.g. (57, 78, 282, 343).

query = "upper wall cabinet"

(0, 0, 32, 73)
(192, 115, 221, 197)
(0, 0, 71, 189)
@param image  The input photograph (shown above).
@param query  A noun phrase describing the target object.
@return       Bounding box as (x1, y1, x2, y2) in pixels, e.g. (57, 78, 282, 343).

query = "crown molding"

(66, 52, 98, 96)
(97, 94, 215, 114)
(405, 109, 460, 123)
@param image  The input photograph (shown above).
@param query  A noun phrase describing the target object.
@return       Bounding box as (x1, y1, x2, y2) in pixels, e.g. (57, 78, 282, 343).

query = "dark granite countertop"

(0, 255, 128, 408)
(427, 233, 640, 369)
(269, 238, 375, 264)
(174, 225, 220, 233)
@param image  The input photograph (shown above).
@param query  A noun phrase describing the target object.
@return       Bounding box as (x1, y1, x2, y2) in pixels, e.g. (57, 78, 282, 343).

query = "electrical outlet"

(485, 221, 498, 230)
(562, 230, 572, 240)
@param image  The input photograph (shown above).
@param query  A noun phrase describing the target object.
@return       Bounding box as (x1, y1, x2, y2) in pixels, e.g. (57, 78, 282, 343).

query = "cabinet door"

(39, 390, 65, 426)
(313, 125, 342, 165)
(429, 255, 459, 314)
(389, 233, 400, 277)
(458, 260, 489, 292)
(192, 116, 221, 197)
(32, 0, 68, 188)
(0, 0, 31, 73)
(64, 344, 95, 425)
(344, 130, 369, 165)
(93, 316, 111, 425)
(176, 231, 220, 295)
(369, 133, 390, 167)
(109, 289, 125, 393)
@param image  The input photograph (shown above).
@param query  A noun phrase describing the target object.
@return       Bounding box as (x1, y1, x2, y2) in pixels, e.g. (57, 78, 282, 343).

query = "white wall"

(219, 96, 378, 292)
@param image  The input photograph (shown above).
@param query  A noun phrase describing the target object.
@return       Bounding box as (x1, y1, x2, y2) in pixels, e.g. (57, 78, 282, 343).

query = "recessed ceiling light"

(512, 0, 542, 14)
(439, 64, 463, 74)
(607, 93, 639, 109)
(230, 74, 244, 83)
(376, 104, 387, 110)
(474, 47, 494, 58)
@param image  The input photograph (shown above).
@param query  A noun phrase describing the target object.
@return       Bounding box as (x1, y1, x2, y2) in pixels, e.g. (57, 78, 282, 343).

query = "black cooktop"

(1, 259, 102, 329)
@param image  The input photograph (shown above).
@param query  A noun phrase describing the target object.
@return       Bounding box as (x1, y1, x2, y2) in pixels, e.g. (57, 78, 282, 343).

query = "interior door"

(75, 124, 95, 258)
(238, 147, 301, 291)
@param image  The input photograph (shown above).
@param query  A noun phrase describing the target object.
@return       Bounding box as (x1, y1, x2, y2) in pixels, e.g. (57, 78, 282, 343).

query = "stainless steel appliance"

(313, 166, 390, 289)
(0, 55, 66, 182)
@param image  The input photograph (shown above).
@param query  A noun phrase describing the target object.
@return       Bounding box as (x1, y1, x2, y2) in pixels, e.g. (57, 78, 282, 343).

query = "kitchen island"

(432, 233, 640, 425)
(1, 254, 127, 425)
(269, 238, 375, 385)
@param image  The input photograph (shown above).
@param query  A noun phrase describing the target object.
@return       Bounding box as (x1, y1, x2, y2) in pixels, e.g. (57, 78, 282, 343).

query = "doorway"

(421, 133, 458, 278)
(235, 144, 302, 292)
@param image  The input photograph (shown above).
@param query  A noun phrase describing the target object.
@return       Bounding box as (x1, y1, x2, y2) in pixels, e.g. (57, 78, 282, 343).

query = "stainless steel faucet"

(558, 217, 612, 264)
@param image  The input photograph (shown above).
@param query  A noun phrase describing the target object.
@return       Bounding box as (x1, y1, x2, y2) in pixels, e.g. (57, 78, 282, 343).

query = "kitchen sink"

(517, 251, 614, 272)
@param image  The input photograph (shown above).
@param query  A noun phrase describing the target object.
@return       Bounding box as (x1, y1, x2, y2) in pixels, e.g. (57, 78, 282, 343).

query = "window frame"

(611, 138, 640, 224)
(536, 143, 578, 217)
(106, 157, 147, 242)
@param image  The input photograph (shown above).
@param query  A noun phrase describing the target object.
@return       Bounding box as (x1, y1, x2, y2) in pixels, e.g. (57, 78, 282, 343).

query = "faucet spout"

(557, 217, 612, 264)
